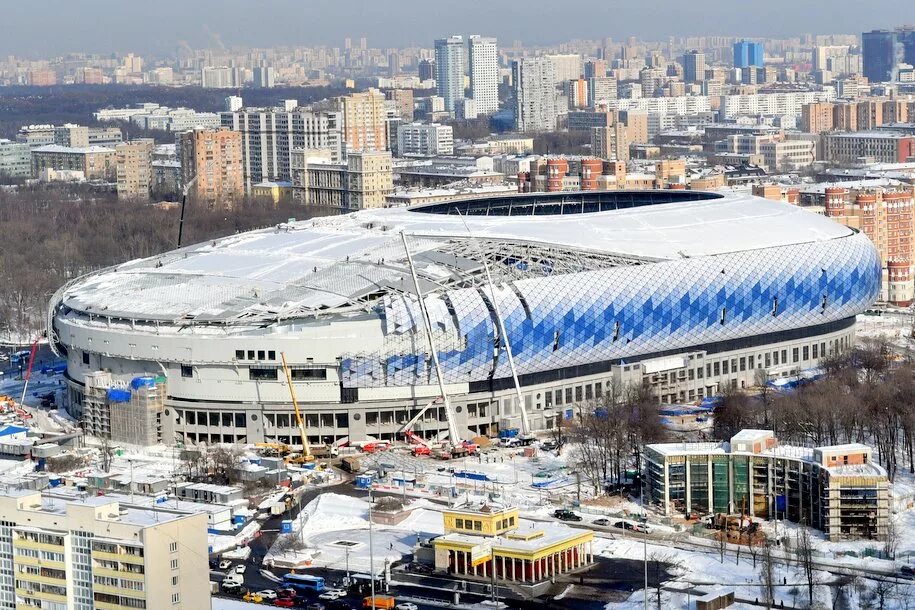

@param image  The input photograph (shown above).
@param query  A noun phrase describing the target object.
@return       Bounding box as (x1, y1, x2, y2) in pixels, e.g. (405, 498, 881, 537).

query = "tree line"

(0, 184, 338, 343)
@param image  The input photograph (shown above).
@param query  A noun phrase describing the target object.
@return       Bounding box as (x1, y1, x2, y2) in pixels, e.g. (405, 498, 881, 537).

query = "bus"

(282, 573, 325, 593)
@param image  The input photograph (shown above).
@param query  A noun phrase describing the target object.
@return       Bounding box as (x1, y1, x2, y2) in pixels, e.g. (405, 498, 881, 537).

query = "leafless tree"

(99, 437, 114, 472)
(884, 513, 899, 561)
(760, 537, 776, 609)
(795, 522, 816, 605)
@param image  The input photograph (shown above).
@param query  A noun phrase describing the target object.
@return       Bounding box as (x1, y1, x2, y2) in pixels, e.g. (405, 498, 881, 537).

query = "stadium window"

(257, 350, 266, 361)
(455, 518, 464, 529)
(552, 330, 561, 351)
(688, 369, 694, 380)
(235, 350, 244, 360)
(235, 413, 246, 428)
(812, 344, 819, 359)
(221, 413, 232, 427)
(765, 353, 771, 367)
(474, 521, 482, 531)
(748, 355, 754, 369)
(706, 364, 712, 378)
(585, 385, 593, 400)
(268, 350, 276, 360)
(575, 387, 583, 402)
(739, 357, 746, 372)
(247, 350, 255, 360)
(291, 368, 327, 381)
(565, 388, 573, 404)
(722, 360, 729, 375)
(713, 362, 720, 376)
(720, 307, 727, 325)
(249, 368, 278, 381)
(803, 345, 809, 360)
(612, 321, 620, 341)
(772, 297, 779, 316)
(186, 411, 196, 425)
(821, 342, 826, 356)
(545, 392, 553, 408)
(696, 367, 703, 379)
(773, 351, 779, 365)
(82, 351, 90, 365)
(821, 294, 828, 313)
(209, 413, 219, 426)
(731, 359, 737, 372)
(781, 349, 787, 363)
(555, 390, 563, 405)
(180, 364, 193, 378)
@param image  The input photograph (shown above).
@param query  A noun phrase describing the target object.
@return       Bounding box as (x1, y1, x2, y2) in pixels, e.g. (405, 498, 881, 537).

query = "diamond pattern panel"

(340, 233, 881, 388)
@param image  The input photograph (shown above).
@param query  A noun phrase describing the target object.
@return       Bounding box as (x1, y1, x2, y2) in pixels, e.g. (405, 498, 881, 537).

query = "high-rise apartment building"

(253, 66, 276, 88)
(591, 123, 629, 162)
(682, 50, 706, 84)
(733, 40, 764, 68)
(221, 101, 344, 190)
(201, 66, 235, 88)
(396, 122, 454, 156)
(588, 77, 617, 105)
(0, 489, 210, 610)
(0, 139, 32, 178)
(418, 58, 436, 81)
(435, 36, 466, 113)
(115, 138, 155, 200)
(179, 128, 244, 203)
(546, 54, 583, 84)
(337, 88, 388, 153)
(801, 102, 835, 133)
(468, 35, 499, 115)
(384, 89, 415, 122)
(513, 57, 558, 132)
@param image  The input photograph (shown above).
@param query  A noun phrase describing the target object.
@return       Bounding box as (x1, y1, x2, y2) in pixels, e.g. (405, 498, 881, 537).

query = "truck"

(271, 502, 286, 516)
(363, 595, 396, 609)
(341, 455, 361, 473)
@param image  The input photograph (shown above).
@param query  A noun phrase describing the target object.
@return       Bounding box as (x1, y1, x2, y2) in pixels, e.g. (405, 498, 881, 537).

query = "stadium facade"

(49, 191, 881, 446)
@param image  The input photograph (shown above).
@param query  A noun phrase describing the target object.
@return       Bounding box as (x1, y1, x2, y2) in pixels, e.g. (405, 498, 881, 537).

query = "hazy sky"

(1, 0, 910, 56)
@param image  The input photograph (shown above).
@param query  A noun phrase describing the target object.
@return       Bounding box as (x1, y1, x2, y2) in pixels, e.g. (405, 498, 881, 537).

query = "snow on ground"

(265, 492, 446, 574)
(210, 520, 263, 555)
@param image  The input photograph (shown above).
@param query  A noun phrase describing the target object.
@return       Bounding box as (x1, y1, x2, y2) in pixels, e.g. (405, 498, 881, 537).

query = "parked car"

(277, 588, 297, 599)
(306, 603, 326, 610)
(243, 592, 263, 603)
(553, 509, 582, 522)
(273, 599, 296, 608)
(218, 559, 232, 570)
(395, 603, 419, 610)
(593, 518, 610, 527)
(613, 521, 634, 530)
(633, 523, 651, 534)
(319, 589, 346, 600)
(899, 565, 915, 579)
(235, 564, 247, 574)
(257, 590, 278, 600)
(222, 581, 242, 592)
(540, 440, 558, 452)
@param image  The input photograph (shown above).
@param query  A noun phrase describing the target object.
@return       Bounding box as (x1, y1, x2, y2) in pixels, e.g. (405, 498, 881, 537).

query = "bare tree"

(884, 513, 899, 561)
(760, 537, 776, 609)
(99, 437, 114, 472)
(795, 522, 816, 605)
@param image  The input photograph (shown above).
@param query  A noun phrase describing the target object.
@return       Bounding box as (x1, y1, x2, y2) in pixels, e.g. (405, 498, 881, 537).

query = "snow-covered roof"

(55, 190, 853, 327)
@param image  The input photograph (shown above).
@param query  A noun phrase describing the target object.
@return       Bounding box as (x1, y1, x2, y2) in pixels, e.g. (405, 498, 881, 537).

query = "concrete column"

(685, 455, 692, 514)
(501, 556, 506, 580)
(560, 549, 565, 573)
(510, 557, 515, 581)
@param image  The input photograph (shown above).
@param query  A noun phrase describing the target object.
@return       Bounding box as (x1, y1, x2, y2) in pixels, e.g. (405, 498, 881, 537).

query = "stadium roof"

(54, 190, 853, 328)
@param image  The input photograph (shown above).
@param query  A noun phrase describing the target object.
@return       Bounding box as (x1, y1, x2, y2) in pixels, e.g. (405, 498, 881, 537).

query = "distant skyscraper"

(253, 66, 275, 88)
(682, 50, 706, 84)
(435, 36, 466, 113)
(468, 35, 499, 115)
(513, 57, 557, 132)
(733, 40, 764, 69)
(418, 59, 436, 81)
(862, 28, 915, 82)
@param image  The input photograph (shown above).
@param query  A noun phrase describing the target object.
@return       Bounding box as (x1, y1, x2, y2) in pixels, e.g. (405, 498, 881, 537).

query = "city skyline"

(1, 0, 913, 56)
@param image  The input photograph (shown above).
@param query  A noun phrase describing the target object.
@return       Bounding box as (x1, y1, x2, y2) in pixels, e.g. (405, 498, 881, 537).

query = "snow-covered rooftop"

(55, 190, 853, 327)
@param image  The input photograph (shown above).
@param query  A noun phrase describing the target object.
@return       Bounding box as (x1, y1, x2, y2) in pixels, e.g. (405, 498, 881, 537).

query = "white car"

(256, 590, 278, 600)
(396, 603, 419, 610)
(218, 559, 232, 570)
(234, 564, 247, 574)
(318, 589, 346, 600)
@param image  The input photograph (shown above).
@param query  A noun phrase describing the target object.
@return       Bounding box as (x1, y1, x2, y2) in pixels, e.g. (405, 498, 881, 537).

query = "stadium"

(49, 190, 881, 447)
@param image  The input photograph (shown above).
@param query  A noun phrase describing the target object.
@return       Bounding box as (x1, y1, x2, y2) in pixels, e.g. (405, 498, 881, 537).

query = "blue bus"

(282, 573, 325, 593)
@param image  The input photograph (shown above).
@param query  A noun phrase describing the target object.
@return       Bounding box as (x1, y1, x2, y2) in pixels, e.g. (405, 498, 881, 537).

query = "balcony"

(92, 549, 145, 564)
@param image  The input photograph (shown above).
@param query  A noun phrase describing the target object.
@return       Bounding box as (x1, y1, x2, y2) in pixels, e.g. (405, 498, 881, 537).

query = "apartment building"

(290, 149, 392, 210)
(221, 101, 344, 191)
(115, 139, 155, 200)
(0, 488, 209, 610)
(179, 128, 244, 204)
(822, 186, 915, 305)
(435, 36, 466, 114)
(513, 57, 558, 132)
(0, 139, 31, 178)
(468, 36, 499, 115)
(591, 123, 629, 162)
(396, 122, 454, 156)
(646, 430, 889, 541)
(31, 145, 115, 180)
(337, 88, 388, 153)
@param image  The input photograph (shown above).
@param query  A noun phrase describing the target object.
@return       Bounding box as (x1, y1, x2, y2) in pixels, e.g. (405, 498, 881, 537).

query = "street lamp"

(177, 175, 198, 247)
(368, 488, 376, 610)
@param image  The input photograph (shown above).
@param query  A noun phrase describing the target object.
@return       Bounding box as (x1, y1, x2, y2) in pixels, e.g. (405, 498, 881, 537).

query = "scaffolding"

(108, 376, 167, 446)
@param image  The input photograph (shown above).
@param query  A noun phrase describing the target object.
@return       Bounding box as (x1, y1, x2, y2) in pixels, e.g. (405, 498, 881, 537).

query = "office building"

(115, 138, 155, 200)
(418, 59, 436, 82)
(179, 128, 244, 203)
(468, 36, 499, 115)
(513, 57, 558, 132)
(0, 139, 32, 178)
(646, 430, 889, 541)
(823, 131, 915, 164)
(221, 101, 344, 191)
(862, 28, 915, 83)
(733, 40, 764, 68)
(31, 145, 115, 180)
(435, 36, 466, 113)
(53, 190, 880, 445)
(290, 149, 392, 210)
(397, 122, 454, 156)
(0, 488, 209, 610)
(682, 50, 706, 84)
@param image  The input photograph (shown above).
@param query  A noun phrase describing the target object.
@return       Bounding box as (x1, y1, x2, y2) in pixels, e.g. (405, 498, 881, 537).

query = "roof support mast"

(455, 212, 532, 437)
(399, 232, 462, 445)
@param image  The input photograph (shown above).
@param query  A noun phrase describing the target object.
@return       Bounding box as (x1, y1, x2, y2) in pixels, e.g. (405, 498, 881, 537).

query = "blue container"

(499, 428, 519, 439)
(48, 477, 61, 487)
(355, 474, 373, 489)
(233, 514, 245, 525)
(106, 389, 131, 403)
(281, 520, 293, 534)
(130, 376, 156, 390)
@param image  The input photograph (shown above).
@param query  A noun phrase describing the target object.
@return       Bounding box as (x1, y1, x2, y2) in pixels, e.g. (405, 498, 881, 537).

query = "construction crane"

(454, 211, 534, 443)
(397, 397, 442, 456)
(280, 352, 313, 463)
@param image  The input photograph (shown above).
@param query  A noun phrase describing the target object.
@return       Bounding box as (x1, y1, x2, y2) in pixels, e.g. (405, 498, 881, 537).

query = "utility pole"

(368, 489, 376, 610)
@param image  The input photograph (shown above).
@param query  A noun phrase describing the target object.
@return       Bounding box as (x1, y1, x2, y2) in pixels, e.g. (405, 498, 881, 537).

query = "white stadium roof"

(55, 191, 852, 327)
